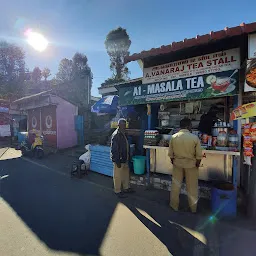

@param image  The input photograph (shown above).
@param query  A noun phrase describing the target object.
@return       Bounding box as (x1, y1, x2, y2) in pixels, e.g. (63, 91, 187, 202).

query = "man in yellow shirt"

(168, 118, 202, 213)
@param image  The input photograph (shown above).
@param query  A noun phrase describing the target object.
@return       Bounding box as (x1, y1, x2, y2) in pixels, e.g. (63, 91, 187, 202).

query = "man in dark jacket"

(111, 118, 133, 198)
(198, 105, 219, 135)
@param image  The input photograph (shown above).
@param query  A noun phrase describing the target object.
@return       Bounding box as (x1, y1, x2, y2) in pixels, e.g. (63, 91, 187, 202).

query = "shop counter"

(143, 145, 240, 182)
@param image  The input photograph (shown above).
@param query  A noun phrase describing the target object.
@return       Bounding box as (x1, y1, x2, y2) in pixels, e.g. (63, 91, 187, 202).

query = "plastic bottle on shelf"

(217, 131, 228, 147)
(228, 133, 239, 148)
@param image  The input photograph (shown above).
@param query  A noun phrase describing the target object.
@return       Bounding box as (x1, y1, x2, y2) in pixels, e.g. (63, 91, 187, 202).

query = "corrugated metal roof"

(125, 22, 256, 63)
(13, 90, 52, 104)
(99, 77, 142, 89)
(91, 96, 101, 102)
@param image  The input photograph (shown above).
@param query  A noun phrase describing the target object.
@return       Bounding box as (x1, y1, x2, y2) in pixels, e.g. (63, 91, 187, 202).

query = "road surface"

(1, 147, 255, 256)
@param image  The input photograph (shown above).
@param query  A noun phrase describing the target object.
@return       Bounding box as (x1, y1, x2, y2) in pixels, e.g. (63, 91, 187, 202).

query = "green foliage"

(56, 58, 74, 82)
(31, 67, 42, 83)
(42, 67, 51, 81)
(72, 53, 91, 78)
(54, 52, 93, 109)
(56, 53, 92, 83)
(50, 77, 58, 88)
(105, 27, 131, 81)
(0, 41, 26, 100)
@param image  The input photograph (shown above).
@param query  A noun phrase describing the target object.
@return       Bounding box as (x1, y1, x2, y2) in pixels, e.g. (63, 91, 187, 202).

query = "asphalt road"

(1, 148, 255, 256)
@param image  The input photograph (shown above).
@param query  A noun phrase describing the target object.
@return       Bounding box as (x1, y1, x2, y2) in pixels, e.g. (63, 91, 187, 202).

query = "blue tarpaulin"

(91, 95, 135, 116)
(91, 95, 118, 114)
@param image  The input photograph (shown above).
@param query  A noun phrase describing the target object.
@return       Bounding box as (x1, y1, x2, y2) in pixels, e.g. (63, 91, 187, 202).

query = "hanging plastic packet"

(243, 147, 254, 157)
(244, 155, 252, 166)
(243, 123, 251, 136)
(250, 123, 256, 142)
(243, 136, 253, 148)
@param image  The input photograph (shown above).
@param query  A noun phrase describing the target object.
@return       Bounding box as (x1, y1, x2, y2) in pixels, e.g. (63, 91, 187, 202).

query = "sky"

(0, 0, 256, 96)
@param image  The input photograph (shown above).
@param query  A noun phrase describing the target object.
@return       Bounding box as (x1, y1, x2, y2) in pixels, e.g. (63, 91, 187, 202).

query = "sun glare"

(26, 30, 48, 52)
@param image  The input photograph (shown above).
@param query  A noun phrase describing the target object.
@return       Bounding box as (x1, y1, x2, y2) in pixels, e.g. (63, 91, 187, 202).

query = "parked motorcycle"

(18, 134, 44, 159)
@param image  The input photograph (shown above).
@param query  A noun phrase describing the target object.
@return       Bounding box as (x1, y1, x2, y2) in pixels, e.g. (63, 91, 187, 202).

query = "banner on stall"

(143, 48, 240, 84)
(119, 69, 239, 106)
(231, 102, 256, 120)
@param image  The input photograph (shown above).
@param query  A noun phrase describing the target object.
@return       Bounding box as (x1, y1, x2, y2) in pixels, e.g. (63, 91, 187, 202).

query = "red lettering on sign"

(187, 64, 192, 70)
(218, 58, 224, 64)
(198, 62, 203, 68)
(231, 56, 236, 62)
(212, 59, 218, 65)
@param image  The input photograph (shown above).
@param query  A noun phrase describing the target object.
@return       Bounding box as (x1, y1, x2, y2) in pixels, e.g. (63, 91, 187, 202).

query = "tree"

(31, 67, 42, 83)
(54, 53, 93, 110)
(105, 27, 131, 82)
(56, 54, 92, 83)
(72, 53, 91, 78)
(56, 58, 73, 82)
(0, 41, 26, 99)
(42, 67, 51, 81)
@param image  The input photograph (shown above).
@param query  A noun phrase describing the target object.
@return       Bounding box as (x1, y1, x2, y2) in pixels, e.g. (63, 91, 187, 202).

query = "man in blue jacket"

(111, 118, 134, 198)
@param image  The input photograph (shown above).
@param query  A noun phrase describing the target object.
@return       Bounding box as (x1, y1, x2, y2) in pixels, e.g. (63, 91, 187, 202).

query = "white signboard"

(143, 48, 240, 84)
(0, 125, 11, 137)
(248, 33, 256, 59)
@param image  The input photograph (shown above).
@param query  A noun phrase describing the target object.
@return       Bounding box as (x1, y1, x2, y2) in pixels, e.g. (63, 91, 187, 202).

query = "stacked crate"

(144, 130, 160, 146)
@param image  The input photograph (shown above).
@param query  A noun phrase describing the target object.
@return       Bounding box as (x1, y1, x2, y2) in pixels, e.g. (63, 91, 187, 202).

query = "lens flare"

(209, 215, 217, 223)
(25, 29, 48, 52)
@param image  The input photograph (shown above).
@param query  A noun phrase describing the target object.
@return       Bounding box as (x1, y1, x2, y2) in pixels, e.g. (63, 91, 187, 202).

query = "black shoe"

(115, 192, 127, 198)
(123, 188, 135, 194)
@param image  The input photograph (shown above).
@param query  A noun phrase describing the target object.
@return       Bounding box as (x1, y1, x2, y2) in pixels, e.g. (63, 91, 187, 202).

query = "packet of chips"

(243, 123, 251, 136)
(243, 136, 253, 148)
(244, 147, 254, 157)
(250, 123, 256, 142)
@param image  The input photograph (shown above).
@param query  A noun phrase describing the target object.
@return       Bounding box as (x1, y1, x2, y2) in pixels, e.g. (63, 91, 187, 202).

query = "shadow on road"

(1, 156, 210, 255)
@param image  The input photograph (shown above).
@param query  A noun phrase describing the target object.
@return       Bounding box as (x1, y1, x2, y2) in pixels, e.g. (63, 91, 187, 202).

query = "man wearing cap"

(110, 118, 134, 198)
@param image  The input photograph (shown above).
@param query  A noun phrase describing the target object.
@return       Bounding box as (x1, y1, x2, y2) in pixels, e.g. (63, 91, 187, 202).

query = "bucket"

(132, 156, 146, 175)
(211, 183, 237, 218)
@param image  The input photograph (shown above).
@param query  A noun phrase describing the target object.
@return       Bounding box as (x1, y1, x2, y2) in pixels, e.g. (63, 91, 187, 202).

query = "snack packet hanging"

(244, 147, 254, 157)
(243, 123, 251, 136)
(250, 123, 256, 142)
(243, 136, 253, 148)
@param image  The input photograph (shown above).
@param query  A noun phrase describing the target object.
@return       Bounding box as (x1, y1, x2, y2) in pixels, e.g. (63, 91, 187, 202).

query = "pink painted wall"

(54, 96, 78, 149)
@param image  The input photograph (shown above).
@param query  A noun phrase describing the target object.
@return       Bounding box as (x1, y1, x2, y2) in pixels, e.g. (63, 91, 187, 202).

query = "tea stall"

(118, 44, 242, 187)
